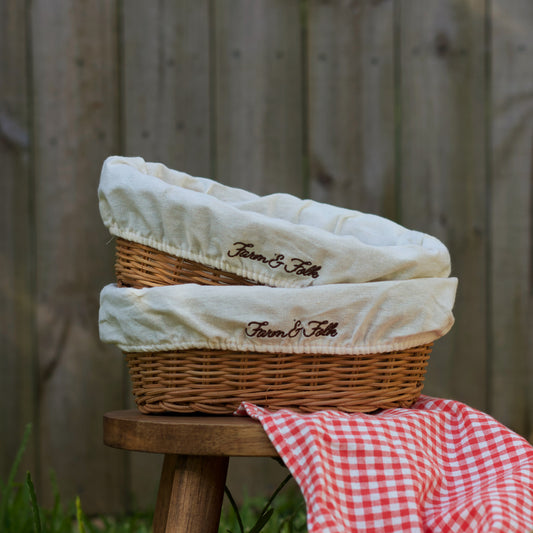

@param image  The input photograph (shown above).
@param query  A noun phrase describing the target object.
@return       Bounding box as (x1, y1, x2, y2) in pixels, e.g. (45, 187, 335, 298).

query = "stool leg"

(153, 454, 229, 533)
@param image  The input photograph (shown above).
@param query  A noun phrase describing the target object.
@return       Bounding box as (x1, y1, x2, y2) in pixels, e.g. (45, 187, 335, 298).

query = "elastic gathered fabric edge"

(108, 225, 306, 289)
(117, 330, 444, 356)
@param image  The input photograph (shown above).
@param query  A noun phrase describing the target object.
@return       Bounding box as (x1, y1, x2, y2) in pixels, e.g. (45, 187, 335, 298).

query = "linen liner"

(99, 156, 452, 288)
(99, 277, 457, 355)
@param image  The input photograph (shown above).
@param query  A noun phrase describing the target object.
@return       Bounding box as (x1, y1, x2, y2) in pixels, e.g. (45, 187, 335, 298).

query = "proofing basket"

(115, 237, 432, 414)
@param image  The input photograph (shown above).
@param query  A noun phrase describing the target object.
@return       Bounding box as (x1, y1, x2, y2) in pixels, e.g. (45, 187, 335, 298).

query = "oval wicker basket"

(115, 238, 432, 414)
(127, 346, 432, 414)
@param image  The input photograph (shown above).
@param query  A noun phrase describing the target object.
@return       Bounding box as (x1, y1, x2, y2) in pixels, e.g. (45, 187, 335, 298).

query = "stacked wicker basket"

(98, 156, 457, 414)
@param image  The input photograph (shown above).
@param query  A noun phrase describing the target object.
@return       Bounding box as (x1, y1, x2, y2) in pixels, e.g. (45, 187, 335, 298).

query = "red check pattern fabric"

(237, 396, 533, 532)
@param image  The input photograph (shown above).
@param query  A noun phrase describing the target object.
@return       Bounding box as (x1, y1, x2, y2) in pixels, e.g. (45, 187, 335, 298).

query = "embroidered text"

(227, 242, 321, 279)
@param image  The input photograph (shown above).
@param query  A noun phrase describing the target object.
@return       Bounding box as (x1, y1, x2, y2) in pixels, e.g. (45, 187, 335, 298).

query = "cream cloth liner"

(99, 277, 457, 355)
(99, 156, 451, 288)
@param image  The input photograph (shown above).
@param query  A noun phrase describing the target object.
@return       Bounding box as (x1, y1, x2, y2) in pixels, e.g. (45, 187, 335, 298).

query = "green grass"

(1, 424, 307, 533)
(0, 423, 155, 532)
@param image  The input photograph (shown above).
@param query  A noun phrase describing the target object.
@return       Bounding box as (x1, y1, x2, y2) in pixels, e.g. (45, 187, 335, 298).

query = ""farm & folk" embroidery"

(245, 319, 338, 339)
(227, 242, 321, 279)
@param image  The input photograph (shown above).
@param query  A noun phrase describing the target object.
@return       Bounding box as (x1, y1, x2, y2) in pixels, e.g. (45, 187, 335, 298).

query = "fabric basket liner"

(99, 156, 452, 288)
(99, 277, 457, 355)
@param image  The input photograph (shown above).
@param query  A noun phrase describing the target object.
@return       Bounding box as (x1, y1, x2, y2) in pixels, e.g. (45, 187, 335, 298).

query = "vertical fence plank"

(213, 0, 305, 502)
(489, 0, 533, 436)
(122, 0, 211, 177)
(307, 0, 395, 215)
(31, 0, 124, 513)
(0, 0, 35, 479)
(398, 0, 488, 410)
(121, 0, 212, 509)
(214, 0, 304, 195)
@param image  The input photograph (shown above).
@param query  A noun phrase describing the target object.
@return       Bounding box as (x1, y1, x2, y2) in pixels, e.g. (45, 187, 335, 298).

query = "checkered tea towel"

(237, 396, 533, 532)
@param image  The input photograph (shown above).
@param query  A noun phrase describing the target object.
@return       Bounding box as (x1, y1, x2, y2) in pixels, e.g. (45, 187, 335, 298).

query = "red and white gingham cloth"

(237, 396, 533, 532)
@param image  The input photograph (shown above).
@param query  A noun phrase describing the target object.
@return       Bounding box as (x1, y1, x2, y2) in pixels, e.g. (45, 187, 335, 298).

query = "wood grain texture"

(152, 454, 228, 533)
(398, 0, 488, 411)
(0, 0, 36, 480)
(122, 0, 211, 177)
(308, 0, 396, 215)
(214, 0, 304, 195)
(489, 0, 533, 435)
(103, 410, 278, 457)
(30, 0, 124, 512)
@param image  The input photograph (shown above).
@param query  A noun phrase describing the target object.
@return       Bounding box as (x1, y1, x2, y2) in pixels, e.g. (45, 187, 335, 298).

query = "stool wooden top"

(103, 410, 278, 457)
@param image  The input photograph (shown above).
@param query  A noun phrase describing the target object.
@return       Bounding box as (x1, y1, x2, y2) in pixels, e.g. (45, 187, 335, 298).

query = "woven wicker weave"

(115, 237, 258, 288)
(116, 238, 432, 413)
(127, 345, 432, 414)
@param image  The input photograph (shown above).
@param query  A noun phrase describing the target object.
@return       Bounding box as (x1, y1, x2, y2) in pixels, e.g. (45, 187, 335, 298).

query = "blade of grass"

(258, 473, 293, 519)
(26, 472, 42, 533)
(224, 485, 244, 533)
(76, 496, 87, 533)
(0, 423, 32, 523)
(248, 508, 274, 533)
(277, 500, 307, 532)
(46, 470, 75, 533)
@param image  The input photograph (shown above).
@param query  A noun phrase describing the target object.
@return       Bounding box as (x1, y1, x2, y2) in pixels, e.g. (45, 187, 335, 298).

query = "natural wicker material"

(126, 345, 432, 414)
(115, 237, 259, 288)
(115, 237, 432, 413)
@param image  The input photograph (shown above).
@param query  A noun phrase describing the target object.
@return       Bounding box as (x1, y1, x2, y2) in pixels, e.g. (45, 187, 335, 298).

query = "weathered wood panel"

(212, 0, 306, 502)
(398, 0, 489, 411)
(30, 0, 124, 513)
(121, 0, 212, 510)
(0, 0, 36, 480)
(489, 0, 533, 435)
(308, 0, 396, 216)
(214, 0, 304, 195)
(122, 0, 211, 178)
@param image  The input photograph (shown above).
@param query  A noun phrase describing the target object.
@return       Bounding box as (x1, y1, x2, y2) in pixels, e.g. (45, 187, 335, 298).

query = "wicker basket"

(127, 346, 431, 414)
(116, 238, 432, 414)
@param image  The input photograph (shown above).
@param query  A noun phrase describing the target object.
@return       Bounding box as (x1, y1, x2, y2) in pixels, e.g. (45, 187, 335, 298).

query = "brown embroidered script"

(227, 242, 321, 279)
(245, 320, 338, 339)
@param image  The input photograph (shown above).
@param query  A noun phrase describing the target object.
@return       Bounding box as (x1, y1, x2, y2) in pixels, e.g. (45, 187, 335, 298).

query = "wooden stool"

(103, 410, 279, 533)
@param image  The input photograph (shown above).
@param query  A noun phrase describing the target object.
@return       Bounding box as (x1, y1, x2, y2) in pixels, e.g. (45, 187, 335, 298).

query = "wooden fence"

(1, 0, 532, 515)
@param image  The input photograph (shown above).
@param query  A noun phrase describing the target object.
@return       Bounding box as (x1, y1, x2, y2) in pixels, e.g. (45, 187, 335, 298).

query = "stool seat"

(103, 409, 279, 533)
(103, 409, 278, 457)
